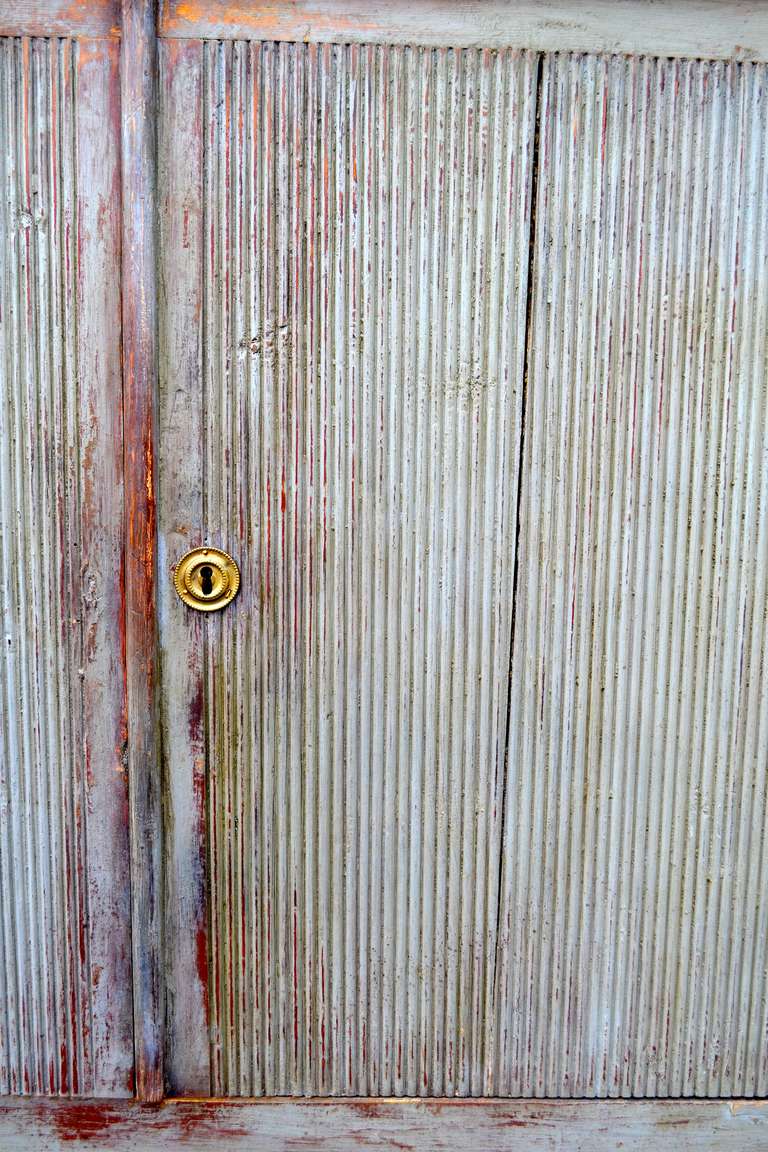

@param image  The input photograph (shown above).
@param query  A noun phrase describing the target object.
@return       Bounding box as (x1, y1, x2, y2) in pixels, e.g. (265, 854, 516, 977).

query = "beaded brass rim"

(173, 546, 240, 612)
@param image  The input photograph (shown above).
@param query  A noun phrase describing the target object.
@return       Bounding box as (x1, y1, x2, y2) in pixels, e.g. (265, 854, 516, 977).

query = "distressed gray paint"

(495, 53, 768, 1098)
(159, 39, 537, 1096)
(0, 1097, 767, 1149)
(0, 36, 133, 1095)
(2, 2, 767, 1116)
(160, 40, 768, 1101)
(158, 0, 768, 63)
(120, 0, 164, 1102)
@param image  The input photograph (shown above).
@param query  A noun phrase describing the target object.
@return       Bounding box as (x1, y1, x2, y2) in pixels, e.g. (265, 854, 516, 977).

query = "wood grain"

(120, 0, 164, 1103)
(157, 35, 209, 1096)
(75, 34, 135, 1097)
(159, 0, 768, 61)
(0, 0, 119, 38)
(0, 1097, 766, 1150)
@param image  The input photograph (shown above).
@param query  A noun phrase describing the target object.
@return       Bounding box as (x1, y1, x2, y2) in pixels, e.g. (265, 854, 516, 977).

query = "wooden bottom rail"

(0, 1097, 765, 1150)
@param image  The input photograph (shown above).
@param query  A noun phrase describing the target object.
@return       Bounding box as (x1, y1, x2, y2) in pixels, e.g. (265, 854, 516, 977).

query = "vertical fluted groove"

(0, 32, 131, 1100)
(495, 54, 768, 1098)
(195, 40, 536, 1096)
(0, 35, 87, 1096)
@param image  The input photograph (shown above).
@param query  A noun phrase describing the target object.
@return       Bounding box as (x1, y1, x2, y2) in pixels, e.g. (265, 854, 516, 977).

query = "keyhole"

(199, 565, 214, 596)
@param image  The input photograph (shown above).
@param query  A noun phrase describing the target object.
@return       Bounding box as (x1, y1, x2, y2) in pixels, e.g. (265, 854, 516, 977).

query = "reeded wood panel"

(495, 55, 768, 1097)
(159, 39, 537, 1096)
(0, 38, 132, 1095)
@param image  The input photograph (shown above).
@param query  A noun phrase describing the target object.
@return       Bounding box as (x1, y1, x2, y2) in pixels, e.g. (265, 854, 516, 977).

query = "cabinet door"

(0, 35, 133, 1095)
(158, 4, 768, 1104)
(496, 53, 768, 1098)
(158, 34, 537, 1095)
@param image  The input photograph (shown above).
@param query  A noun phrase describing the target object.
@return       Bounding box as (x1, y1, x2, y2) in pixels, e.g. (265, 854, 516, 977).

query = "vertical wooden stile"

(120, 0, 163, 1102)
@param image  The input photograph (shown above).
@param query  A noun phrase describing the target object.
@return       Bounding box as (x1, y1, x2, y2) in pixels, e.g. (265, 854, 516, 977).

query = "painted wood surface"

(495, 53, 768, 1098)
(0, 1097, 767, 1150)
(120, 0, 164, 1104)
(0, 0, 119, 39)
(495, 54, 764, 1096)
(0, 35, 133, 1094)
(158, 38, 537, 1096)
(159, 0, 768, 61)
(157, 34, 209, 1095)
(159, 31, 768, 1101)
(1, 0, 768, 1115)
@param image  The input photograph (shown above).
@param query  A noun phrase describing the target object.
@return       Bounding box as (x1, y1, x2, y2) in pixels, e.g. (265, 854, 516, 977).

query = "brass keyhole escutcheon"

(173, 546, 241, 612)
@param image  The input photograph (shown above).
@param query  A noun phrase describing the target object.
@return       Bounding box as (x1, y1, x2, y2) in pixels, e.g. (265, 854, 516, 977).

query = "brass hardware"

(173, 546, 241, 612)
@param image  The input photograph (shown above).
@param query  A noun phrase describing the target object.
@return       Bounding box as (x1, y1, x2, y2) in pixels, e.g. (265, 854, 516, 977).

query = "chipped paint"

(158, 0, 768, 62)
(0, 1096, 767, 1150)
(0, 1, 120, 39)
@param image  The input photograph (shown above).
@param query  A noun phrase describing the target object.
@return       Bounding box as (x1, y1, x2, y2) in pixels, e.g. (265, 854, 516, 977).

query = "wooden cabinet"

(1, 1, 768, 1146)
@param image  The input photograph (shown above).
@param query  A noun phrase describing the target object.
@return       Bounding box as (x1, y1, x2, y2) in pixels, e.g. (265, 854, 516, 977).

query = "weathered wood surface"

(159, 0, 768, 61)
(0, 1098, 767, 1150)
(120, 0, 163, 1103)
(158, 37, 537, 1096)
(158, 31, 768, 1101)
(1, 0, 768, 1114)
(4, 0, 768, 58)
(0, 35, 133, 1095)
(496, 53, 768, 1098)
(0, 0, 119, 38)
(157, 35, 209, 1096)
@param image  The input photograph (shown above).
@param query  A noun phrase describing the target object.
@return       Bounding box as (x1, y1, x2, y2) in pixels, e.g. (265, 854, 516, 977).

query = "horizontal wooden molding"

(0, 1097, 766, 1149)
(158, 0, 768, 61)
(0, 0, 119, 38)
(4, 0, 768, 58)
